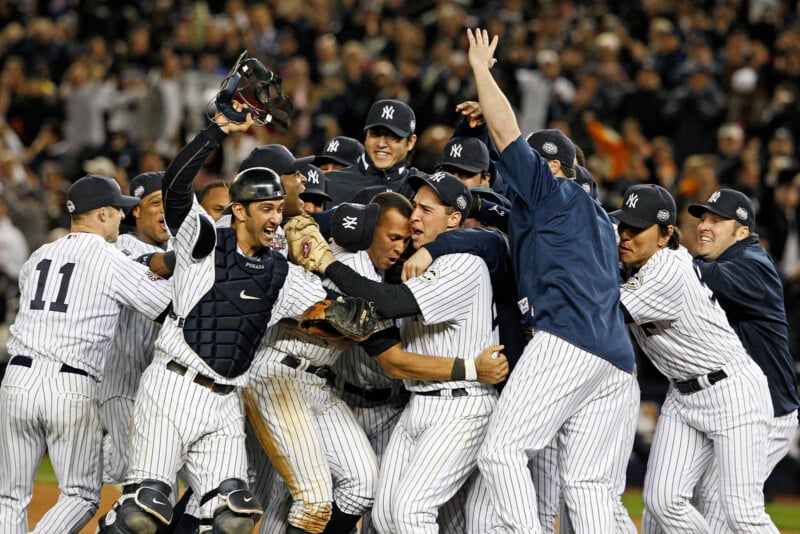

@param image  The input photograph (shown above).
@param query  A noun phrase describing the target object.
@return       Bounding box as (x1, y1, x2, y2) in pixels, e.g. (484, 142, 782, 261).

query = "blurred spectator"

(663, 62, 726, 165)
(515, 49, 575, 136)
(0, 195, 28, 324)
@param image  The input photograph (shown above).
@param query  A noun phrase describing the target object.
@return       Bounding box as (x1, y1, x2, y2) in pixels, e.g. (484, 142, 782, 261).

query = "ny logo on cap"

(381, 105, 395, 120)
(625, 193, 639, 209)
(430, 172, 446, 183)
(326, 140, 340, 153)
(449, 144, 463, 158)
(708, 191, 721, 203)
(307, 170, 320, 184)
(342, 216, 358, 230)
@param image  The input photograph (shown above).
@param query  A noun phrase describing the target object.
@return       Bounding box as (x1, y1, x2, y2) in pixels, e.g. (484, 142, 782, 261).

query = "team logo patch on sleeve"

(418, 269, 440, 285)
(622, 272, 644, 290)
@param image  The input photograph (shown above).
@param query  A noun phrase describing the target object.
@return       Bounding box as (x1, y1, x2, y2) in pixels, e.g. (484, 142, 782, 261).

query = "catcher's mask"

(215, 50, 294, 131)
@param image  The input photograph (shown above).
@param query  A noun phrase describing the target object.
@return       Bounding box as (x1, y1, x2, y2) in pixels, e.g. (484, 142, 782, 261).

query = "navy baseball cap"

(331, 202, 379, 251)
(574, 165, 598, 199)
(610, 184, 676, 228)
(364, 99, 416, 138)
(526, 129, 576, 170)
(350, 185, 391, 205)
(123, 171, 165, 226)
(67, 174, 140, 215)
(409, 170, 472, 221)
(688, 189, 755, 230)
(299, 163, 332, 203)
(313, 136, 365, 168)
(239, 144, 314, 175)
(438, 137, 491, 174)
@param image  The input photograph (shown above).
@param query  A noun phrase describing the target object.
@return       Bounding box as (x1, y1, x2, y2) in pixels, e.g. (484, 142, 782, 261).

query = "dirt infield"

(29, 484, 120, 533)
(28, 482, 800, 533)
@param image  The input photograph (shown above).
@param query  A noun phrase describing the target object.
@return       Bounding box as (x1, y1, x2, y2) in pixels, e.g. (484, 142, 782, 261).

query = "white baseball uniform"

(125, 201, 326, 523)
(0, 232, 171, 534)
(620, 246, 777, 533)
(99, 232, 167, 483)
(371, 252, 498, 534)
(244, 243, 379, 534)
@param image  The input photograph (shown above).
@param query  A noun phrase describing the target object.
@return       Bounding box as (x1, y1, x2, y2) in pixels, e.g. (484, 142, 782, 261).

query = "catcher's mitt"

(299, 296, 380, 342)
(284, 214, 330, 272)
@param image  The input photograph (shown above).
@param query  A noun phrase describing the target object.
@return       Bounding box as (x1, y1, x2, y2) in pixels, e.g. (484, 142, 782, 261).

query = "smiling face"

(281, 171, 306, 217)
(367, 207, 411, 270)
(232, 199, 284, 256)
(410, 185, 460, 248)
(617, 222, 671, 268)
(695, 212, 747, 261)
(364, 127, 416, 169)
(132, 190, 169, 245)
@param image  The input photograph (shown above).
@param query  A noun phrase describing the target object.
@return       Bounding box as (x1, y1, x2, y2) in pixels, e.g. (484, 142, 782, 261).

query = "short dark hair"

(372, 191, 413, 223)
(659, 224, 682, 249)
(199, 179, 228, 203)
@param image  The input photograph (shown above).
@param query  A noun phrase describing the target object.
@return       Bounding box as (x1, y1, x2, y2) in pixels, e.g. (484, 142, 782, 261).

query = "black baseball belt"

(673, 369, 728, 394)
(165, 359, 235, 395)
(9, 355, 88, 377)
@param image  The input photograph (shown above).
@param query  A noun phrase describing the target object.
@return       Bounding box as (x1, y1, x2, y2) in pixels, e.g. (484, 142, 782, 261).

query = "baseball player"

(97, 111, 330, 534)
(637, 189, 800, 533)
(299, 162, 332, 213)
(402, 130, 637, 534)
(688, 189, 799, 532)
(99, 172, 170, 484)
(253, 193, 507, 534)
(0, 174, 172, 534)
(326, 99, 426, 206)
(312, 136, 365, 173)
(612, 184, 777, 532)
(295, 171, 505, 533)
(465, 29, 635, 532)
(198, 179, 230, 222)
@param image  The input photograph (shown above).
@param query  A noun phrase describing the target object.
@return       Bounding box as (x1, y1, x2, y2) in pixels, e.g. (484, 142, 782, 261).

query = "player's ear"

(735, 223, 750, 241)
(448, 210, 463, 229)
(231, 202, 247, 222)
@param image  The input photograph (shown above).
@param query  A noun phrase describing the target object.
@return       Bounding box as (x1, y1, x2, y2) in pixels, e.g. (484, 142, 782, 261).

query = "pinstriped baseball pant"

(0, 359, 101, 534)
(642, 358, 778, 533)
(477, 331, 630, 533)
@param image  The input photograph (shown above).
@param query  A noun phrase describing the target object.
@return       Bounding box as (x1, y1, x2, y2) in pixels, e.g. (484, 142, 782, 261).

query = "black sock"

(321, 502, 361, 534)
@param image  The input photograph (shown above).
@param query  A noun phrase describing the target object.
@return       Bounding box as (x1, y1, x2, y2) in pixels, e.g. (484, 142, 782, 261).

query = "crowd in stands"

(0, 0, 799, 496)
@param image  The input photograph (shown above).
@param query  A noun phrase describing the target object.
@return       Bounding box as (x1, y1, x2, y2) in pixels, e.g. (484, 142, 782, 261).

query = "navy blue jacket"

(694, 235, 800, 417)
(498, 136, 634, 373)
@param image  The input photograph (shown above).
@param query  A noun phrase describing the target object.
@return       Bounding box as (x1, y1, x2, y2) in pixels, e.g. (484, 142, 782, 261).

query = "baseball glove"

(284, 214, 330, 272)
(299, 296, 380, 342)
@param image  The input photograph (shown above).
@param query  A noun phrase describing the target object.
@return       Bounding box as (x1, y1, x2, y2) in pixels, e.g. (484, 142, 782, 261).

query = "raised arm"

(467, 29, 521, 153)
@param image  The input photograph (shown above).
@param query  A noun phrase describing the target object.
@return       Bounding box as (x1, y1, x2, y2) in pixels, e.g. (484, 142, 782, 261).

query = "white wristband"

(465, 358, 478, 381)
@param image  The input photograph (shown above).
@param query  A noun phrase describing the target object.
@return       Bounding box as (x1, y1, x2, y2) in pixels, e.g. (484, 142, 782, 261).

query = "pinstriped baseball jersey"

(0, 231, 171, 534)
(329, 244, 403, 392)
(620, 247, 749, 380)
(156, 202, 322, 387)
(401, 252, 497, 393)
(7, 232, 172, 380)
(100, 233, 167, 401)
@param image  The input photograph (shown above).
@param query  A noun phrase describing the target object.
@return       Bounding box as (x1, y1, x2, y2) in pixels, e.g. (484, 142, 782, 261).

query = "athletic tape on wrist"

(465, 359, 478, 381)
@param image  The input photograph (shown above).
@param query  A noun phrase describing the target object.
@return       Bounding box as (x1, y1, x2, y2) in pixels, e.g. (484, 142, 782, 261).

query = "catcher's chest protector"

(182, 228, 289, 378)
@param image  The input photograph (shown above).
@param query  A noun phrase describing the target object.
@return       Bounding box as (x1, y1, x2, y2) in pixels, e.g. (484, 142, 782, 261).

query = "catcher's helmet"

(229, 166, 285, 204)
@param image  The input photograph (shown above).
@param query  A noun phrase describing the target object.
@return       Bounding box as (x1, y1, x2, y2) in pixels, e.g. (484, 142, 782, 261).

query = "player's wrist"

(451, 358, 478, 381)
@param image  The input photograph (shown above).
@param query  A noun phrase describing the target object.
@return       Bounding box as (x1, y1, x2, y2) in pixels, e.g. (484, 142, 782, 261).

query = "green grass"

(622, 492, 800, 531)
(34, 457, 800, 530)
